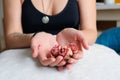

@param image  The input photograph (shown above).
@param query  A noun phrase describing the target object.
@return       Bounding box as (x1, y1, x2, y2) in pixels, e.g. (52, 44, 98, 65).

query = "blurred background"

(0, 0, 3, 51)
(0, 0, 3, 35)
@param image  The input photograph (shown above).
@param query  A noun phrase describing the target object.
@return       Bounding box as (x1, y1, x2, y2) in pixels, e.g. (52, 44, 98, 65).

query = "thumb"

(82, 39, 89, 50)
(31, 45, 39, 58)
(77, 32, 89, 50)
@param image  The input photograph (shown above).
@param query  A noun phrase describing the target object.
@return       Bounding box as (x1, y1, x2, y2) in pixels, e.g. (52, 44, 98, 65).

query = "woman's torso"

(22, 0, 80, 34)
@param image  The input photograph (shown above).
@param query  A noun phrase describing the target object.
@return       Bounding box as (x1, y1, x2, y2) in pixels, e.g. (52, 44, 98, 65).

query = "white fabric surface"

(0, 44, 120, 80)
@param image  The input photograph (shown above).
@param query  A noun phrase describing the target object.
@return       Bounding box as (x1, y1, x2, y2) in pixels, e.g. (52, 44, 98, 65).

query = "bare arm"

(3, 0, 33, 49)
(78, 0, 97, 45)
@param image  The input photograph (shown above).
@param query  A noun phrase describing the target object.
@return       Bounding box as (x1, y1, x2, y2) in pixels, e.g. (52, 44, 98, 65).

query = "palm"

(33, 32, 55, 47)
(31, 32, 58, 58)
(56, 28, 89, 71)
(56, 28, 82, 47)
(31, 32, 67, 67)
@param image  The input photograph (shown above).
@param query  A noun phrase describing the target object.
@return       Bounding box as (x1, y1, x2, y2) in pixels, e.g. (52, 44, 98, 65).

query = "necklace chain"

(41, 0, 54, 24)
(41, 0, 53, 14)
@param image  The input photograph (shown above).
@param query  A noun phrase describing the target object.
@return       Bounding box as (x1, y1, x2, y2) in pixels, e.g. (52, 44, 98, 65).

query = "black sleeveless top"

(22, 0, 80, 34)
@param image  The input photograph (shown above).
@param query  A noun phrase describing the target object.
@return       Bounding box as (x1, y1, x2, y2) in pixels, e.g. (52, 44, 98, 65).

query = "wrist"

(31, 32, 39, 39)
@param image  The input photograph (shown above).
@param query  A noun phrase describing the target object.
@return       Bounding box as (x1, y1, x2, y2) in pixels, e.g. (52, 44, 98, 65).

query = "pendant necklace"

(41, 0, 53, 24)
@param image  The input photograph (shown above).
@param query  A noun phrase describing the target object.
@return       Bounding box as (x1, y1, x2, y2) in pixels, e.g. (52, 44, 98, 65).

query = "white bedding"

(0, 44, 120, 80)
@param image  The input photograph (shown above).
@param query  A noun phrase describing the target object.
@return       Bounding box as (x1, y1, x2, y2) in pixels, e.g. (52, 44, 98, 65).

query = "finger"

(65, 64, 72, 70)
(77, 31, 89, 50)
(31, 44, 39, 58)
(57, 60, 66, 66)
(82, 39, 89, 50)
(49, 56, 63, 67)
(38, 49, 55, 66)
(39, 57, 56, 66)
(72, 51, 84, 60)
(68, 58, 78, 64)
(57, 66, 64, 71)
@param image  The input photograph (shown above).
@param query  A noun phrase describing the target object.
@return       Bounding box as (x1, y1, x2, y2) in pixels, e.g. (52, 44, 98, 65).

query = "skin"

(3, 0, 97, 71)
(56, 28, 89, 70)
(31, 32, 64, 67)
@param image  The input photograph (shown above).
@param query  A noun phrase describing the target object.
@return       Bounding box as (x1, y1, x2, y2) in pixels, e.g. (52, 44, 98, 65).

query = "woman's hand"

(56, 28, 89, 71)
(31, 32, 63, 67)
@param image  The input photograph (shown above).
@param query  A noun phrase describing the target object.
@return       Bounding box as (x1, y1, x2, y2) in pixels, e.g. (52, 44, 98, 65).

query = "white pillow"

(0, 44, 120, 80)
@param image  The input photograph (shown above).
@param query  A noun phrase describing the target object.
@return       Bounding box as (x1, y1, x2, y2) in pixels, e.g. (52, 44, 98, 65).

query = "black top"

(22, 0, 80, 34)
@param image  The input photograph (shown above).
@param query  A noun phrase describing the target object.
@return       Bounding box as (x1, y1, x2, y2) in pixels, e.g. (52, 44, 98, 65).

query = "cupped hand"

(31, 32, 63, 67)
(56, 28, 89, 71)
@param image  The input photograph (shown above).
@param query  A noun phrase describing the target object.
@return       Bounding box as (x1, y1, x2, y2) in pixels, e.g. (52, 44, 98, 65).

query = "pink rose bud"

(59, 46, 68, 57)
(69, 43, 78, 51)
(51, 45, 60, 57)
